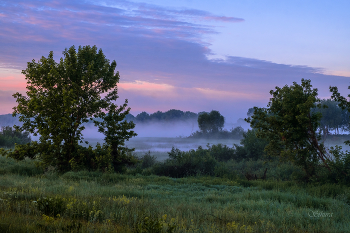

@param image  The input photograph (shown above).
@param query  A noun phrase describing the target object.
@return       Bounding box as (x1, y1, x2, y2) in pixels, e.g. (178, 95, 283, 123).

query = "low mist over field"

(81, 118, 250, 138)
(81, 120, 199, 138)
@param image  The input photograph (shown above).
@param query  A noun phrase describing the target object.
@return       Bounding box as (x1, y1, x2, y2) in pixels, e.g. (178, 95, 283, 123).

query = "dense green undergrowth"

(0, 156, 350, 232)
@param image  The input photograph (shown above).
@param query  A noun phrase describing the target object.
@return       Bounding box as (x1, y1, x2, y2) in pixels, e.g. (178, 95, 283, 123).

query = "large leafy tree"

(8, 45, 134, 171)
(247, 79, 332, 179)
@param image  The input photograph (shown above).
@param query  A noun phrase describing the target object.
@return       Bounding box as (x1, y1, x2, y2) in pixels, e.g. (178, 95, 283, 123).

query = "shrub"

(0, 156, 43, 176)
(140, 151, 157, 169)
(209, 144, 236, 162)
(152, 147, 217, 178)
(240, 129, 268, 160)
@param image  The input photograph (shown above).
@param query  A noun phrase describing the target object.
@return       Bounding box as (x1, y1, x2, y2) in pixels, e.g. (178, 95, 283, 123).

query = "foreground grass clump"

(0, 162, 350, 233)
(0, 156, 43, 177)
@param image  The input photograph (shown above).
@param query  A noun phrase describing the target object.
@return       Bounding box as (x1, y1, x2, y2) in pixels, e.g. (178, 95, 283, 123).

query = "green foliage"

(152, 147, 217, 177)
(247, 79, 332, 180)
(96, 101, 138, 172)
(68, 143, 112, 172)
(150, 142, 266, 178)
(207, 143, 235, 162)
(322, 146, 350, 184)
(233, 129, 268, 161)
(0, 156, 43, 176)
(6, 45, 136, 172)
(1, 169, 350, 233)
(0, 126, 31, 148)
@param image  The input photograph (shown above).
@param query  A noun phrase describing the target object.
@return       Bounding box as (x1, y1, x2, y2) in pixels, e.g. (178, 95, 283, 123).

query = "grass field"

(0, 154, 350, 233)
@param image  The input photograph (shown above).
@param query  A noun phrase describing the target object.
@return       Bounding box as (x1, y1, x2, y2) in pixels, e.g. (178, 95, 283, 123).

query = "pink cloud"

(322, 70, 350, 77)
(119, 81, 173, 91)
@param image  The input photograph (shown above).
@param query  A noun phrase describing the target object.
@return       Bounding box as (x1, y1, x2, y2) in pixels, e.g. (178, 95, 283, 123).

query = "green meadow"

(0, 149, 349, 233)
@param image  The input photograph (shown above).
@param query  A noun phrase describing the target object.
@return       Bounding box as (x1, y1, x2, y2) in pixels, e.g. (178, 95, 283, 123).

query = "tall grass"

(0, 159, 349, 232)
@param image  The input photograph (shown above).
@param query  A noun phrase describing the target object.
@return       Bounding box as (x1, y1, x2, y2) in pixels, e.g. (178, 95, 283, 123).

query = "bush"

(152, 147, 217, 178)
(0, 156, 43, 176)
(232, 129, 268, 161)
(209, 144, 236, 162)
(213, 162, 237, 179)
(240, 129, 268, 160)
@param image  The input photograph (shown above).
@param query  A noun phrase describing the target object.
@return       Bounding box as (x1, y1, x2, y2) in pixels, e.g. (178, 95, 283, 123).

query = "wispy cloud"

(1, 0, 239, 68)
(0, 0, 349, 120)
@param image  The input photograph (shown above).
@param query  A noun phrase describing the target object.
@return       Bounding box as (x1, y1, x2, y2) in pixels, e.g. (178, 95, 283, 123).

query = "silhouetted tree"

(198, 110, 224, 134)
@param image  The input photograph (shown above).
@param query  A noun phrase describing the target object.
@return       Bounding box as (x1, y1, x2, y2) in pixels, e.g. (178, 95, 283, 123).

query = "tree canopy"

(4, 45, 136, 172)
(247, 79, 331, 179)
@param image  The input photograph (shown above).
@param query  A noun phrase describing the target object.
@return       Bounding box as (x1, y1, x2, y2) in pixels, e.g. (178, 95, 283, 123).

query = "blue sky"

(0, 0, 349, 122)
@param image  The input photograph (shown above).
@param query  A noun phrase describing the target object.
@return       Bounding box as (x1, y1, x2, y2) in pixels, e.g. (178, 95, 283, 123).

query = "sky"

(1, 0, 350, 123)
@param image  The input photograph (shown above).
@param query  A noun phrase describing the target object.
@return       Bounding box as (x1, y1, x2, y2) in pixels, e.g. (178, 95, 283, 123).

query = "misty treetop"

(188, 110, 244, 139)
(198, 110, 224, 134)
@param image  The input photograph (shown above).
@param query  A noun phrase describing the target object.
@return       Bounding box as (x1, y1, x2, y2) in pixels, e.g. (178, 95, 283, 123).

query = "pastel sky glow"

(1, 0, 349, 122)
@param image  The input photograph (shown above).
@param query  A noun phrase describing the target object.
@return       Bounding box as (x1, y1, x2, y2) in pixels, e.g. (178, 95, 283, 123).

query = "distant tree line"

(312, 99, 350, 136)
(125, 109, 198, 123)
